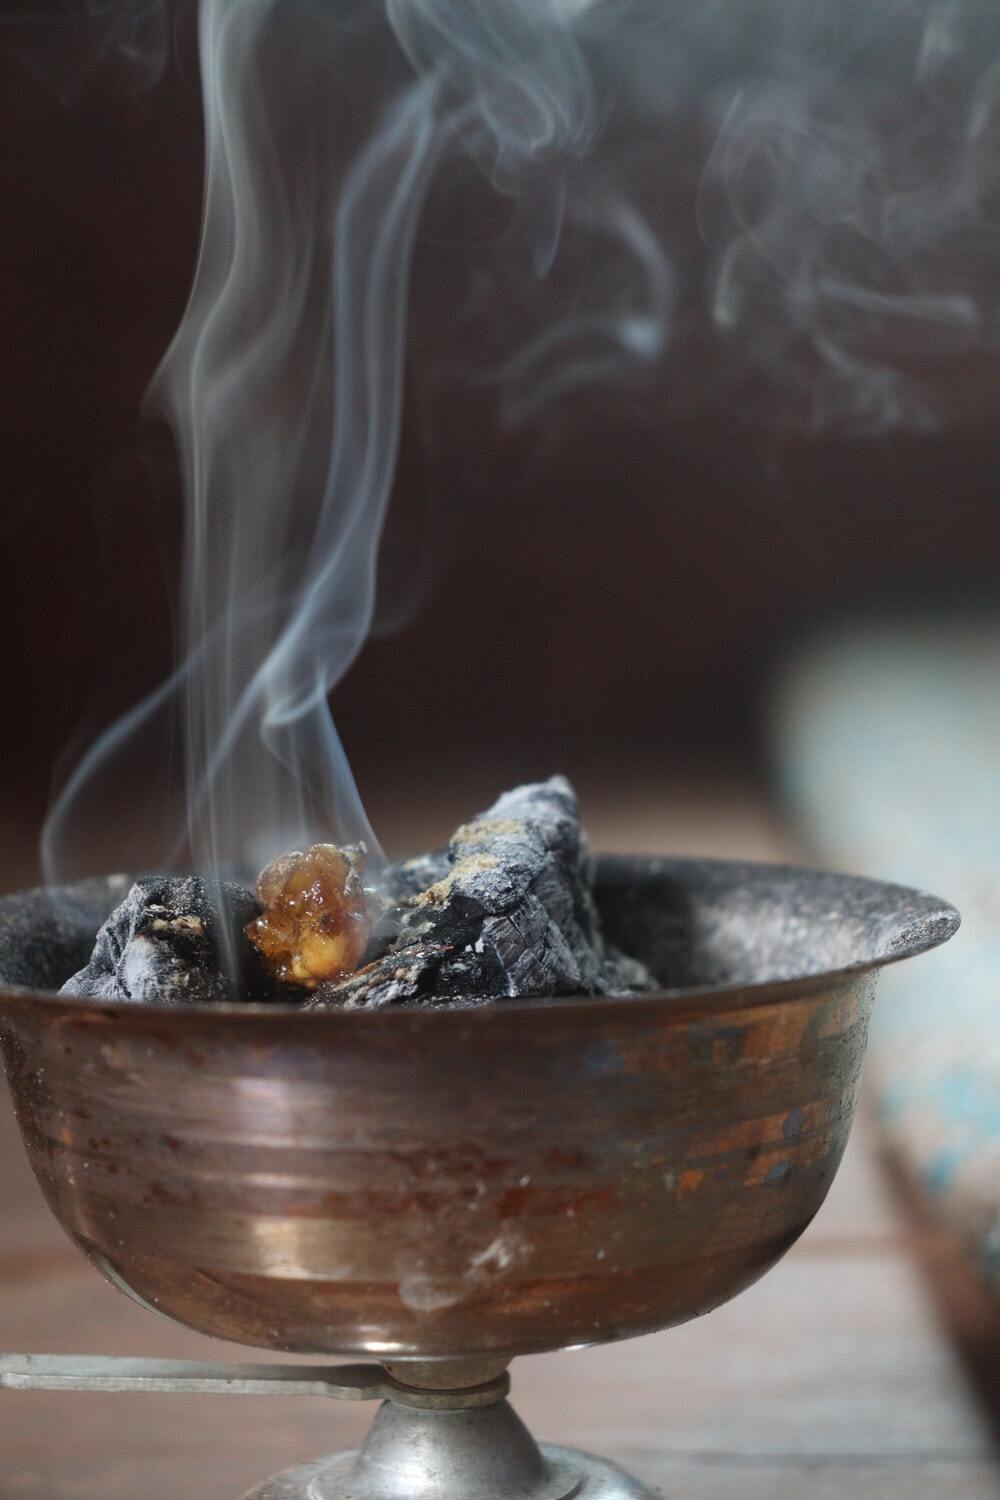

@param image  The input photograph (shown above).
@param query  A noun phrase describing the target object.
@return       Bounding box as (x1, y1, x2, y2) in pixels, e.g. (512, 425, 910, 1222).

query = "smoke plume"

(38, 0, 1000, 890)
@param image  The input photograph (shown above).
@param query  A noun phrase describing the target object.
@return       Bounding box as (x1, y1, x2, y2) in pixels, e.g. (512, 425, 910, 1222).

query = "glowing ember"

(247, 844, 372, 988)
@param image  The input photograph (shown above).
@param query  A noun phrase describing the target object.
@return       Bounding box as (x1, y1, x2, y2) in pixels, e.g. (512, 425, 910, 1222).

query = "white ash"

(310, 776, 655, 1009)
(59, 876, 272, 1005)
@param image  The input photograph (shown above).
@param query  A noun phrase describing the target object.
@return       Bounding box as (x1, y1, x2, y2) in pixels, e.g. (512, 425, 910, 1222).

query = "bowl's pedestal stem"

(243, 1393, 658, 1500)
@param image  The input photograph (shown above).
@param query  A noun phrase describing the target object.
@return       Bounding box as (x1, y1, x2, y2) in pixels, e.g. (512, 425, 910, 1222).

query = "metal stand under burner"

(0, 1354, 656, 1500)
(246, 1398, 653, 1500)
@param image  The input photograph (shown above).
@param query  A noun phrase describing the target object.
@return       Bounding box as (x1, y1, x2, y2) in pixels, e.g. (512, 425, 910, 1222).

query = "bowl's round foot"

(240, 1395, 656, 1500)
(243, 1441, 657, 1500)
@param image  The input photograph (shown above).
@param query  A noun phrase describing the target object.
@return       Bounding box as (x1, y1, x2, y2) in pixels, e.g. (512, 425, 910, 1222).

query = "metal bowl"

(0, 857, 958, 1360)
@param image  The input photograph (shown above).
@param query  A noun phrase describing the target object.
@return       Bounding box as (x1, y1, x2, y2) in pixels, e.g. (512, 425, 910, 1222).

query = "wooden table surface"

(2, 777, 998, 1498)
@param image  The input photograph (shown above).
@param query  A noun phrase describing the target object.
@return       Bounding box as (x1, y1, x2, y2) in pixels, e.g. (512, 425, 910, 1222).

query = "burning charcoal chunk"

(308, 776, 656, 1009)
(246, 843, 373, 988)
(60, 876, 272, 1005)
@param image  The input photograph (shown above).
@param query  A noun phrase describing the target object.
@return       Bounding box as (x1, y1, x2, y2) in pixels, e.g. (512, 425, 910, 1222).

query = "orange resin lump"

(246, 843, 371, 988)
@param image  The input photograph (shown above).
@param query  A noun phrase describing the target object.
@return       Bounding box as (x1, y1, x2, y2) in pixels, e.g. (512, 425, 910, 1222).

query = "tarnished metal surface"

(0, 859, 959, 1360)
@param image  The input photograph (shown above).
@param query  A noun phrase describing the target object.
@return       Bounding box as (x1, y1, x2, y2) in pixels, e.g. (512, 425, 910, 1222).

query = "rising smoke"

(35, 0, 1000, 887)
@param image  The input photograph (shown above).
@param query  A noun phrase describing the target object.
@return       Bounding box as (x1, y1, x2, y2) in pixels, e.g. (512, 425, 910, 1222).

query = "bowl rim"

(0, 854, 960, 1025)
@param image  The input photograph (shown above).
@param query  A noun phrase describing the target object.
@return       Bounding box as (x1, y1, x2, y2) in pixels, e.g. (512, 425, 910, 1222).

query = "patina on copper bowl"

(0, 857, 958, 1361)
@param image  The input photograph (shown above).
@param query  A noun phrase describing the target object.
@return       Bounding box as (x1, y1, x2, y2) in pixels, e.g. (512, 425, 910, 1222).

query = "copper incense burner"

(0, 856, 958, 1499)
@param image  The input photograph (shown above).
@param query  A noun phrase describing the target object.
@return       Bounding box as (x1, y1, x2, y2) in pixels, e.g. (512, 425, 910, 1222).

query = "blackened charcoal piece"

(309, 776, 656, 1009)
(374, 850, 450, 904)
(60, 876, 273, 1005)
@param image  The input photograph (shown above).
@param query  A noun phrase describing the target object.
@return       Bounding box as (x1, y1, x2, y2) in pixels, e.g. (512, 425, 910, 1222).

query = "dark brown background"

(3, 18, 999, 886)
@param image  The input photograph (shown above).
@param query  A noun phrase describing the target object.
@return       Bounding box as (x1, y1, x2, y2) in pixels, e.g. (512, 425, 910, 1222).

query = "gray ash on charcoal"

(59, 778, 656, 1008)
(59, 875, 277, 1005)
(310, 777, 655, 1008)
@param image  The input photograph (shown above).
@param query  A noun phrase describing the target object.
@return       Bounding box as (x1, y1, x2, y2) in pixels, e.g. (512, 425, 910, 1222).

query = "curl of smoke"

(694, 0, 1000, 432)
(1, 0, 174, 104)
